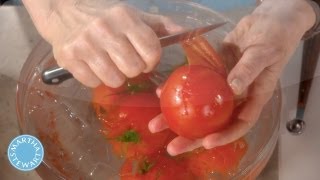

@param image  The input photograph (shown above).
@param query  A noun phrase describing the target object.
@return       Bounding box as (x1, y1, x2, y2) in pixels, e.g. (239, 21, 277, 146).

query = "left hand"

(148, 0, 317, 156)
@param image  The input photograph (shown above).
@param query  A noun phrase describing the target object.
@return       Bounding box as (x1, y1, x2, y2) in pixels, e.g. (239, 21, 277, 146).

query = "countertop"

(0, 5, 319, 180)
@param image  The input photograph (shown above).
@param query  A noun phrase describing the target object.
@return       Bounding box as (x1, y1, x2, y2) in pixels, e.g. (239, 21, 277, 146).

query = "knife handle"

(42, 67, 73, 85)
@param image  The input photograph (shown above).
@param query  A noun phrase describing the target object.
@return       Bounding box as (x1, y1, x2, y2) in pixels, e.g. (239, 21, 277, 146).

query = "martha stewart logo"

(7, 134, 44, 171)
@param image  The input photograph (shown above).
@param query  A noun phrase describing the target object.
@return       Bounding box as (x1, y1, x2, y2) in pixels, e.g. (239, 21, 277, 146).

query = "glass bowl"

(16, 0, 281, 179)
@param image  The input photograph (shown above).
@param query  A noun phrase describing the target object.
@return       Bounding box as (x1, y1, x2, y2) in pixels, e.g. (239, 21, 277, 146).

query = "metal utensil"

(287, 34, 320, 135)
(41, 22, 227, 85)
(159, 22, 226, 47)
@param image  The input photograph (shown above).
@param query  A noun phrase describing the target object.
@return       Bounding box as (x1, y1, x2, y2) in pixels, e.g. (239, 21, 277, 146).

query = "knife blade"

(160, 22, 226, 47)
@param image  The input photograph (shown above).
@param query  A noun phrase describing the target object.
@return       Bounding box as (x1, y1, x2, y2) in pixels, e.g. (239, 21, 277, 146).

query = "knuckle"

(91, 19, 114, 38)
(88, 54, 104, 68)
(109, 5, 139, 29)
(60, 44, 75, 59)
(110, 4, 131, 17)
(54, 45, 76, 68)
(92, 18, 106, 31)
(76, 32, 91, 47)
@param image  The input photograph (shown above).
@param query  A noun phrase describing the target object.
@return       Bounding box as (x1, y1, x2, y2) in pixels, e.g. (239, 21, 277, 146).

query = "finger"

(227, 45, 278, 95)
(86, 50, 127, 88)
(140, 13, 184, 36)
(203, 69, 278, 149)
(126, 20, 162, 73)
(202, 119, 253, 149)
(202, 96, 264, 149)
(73, 36, 127, 88)
(64, 60, 101, 88)
(91, 20, 146, 78)
(167, 137, 202, 156)
(53, 45, 102, 88)
(156, 84, 164, 98)
(224, 15, 254, 45)
(148, 114, 169, 133)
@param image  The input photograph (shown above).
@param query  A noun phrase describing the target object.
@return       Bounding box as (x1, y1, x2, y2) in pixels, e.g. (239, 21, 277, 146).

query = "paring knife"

(42, 22, 227, 85)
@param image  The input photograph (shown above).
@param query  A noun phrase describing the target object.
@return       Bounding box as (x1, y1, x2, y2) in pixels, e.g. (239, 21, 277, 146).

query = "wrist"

(22, 0, 66, 39)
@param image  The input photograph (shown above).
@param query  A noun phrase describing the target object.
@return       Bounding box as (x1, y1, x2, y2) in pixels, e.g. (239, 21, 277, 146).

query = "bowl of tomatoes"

(16, 0, 281, 179)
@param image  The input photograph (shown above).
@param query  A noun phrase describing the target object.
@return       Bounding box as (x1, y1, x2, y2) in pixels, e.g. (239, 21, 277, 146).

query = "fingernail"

(88, 79, 101, 88)
(203, 140, 217, 149)
(156, 88, 162, 97)
(167, 145, 178, 156)
(148, 115, 168, 133)
(167, 25, 184, 33)
(229, 78, 243, 95)
(148, 121, 156, 133)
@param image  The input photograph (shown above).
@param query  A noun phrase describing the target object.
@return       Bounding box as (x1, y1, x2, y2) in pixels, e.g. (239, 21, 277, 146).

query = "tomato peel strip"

(182, 36, 227, 77)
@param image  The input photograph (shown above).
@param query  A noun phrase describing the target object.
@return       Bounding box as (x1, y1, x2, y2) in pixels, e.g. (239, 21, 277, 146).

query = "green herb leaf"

(117, 130, 140, 143)
(127, 82, 152, 93)
(139, 160, 154, 175)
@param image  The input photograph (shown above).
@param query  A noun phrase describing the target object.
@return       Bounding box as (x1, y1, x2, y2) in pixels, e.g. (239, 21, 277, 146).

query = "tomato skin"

(120, 154, 195, 180)
(182, 36, 227, 77)
(160, 65, 234, 139)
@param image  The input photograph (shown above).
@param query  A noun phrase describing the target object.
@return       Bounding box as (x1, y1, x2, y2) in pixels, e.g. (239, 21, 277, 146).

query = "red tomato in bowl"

(178, 138, 248, 179)
(93, 74, 176, 158)
(108, 93, 176, 158)
(120, 154, 195, 180)
(92, 73, 156, 122)
(160, 65, 234, 139)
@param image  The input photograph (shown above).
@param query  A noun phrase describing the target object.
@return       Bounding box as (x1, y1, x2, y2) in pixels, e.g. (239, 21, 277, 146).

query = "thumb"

(140, 12, 184, 36)
(227, 46, 270, 95)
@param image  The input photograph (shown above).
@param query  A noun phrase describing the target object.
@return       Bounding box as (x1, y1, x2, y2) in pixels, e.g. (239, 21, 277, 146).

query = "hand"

(24, 0, 182, 88)
(148, 0, 316, 156)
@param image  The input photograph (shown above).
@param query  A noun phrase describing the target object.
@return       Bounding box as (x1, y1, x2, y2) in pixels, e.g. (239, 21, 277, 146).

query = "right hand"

(148, 0, 317, 156)
(41, 1, 182, 88)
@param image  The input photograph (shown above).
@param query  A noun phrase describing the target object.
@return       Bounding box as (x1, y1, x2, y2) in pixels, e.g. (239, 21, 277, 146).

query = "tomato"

(160, 36, 234, 139)
(92, 74, 176, 158)
(92, 74, 156, 123)
(178, 138, 248, 179)
(93, 73, 159, 130)
(108, 93, 176, 158)
(160, 65, 234, 139)
(120, 154, 195, 180)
